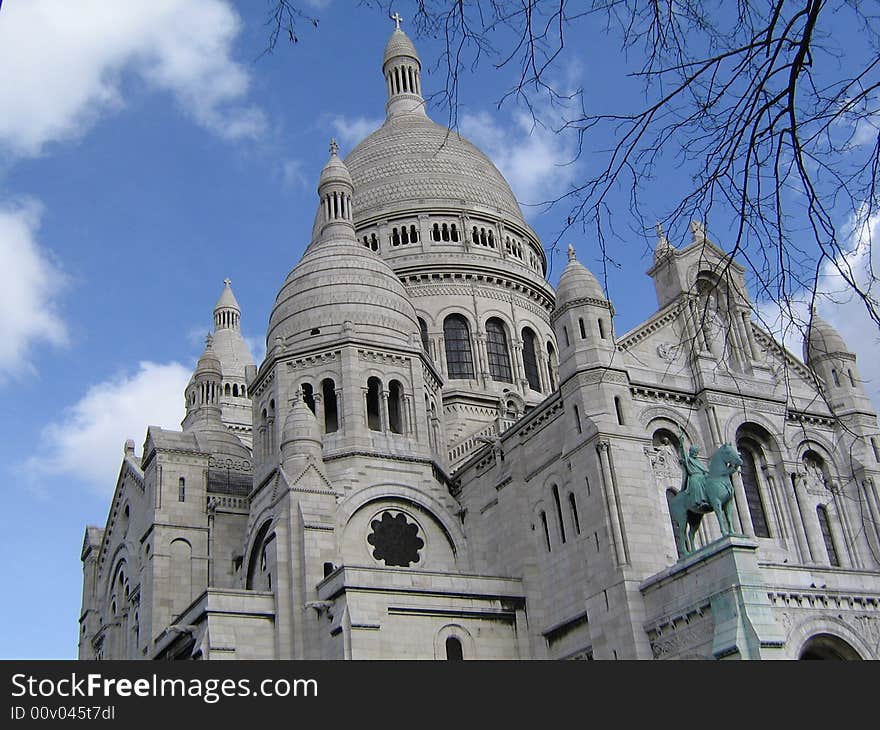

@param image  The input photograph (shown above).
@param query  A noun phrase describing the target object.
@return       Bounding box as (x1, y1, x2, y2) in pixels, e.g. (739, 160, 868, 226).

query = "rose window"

(367, 511, 424, 567)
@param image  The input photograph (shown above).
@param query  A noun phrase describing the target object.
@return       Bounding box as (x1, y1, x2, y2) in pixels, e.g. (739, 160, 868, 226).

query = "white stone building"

(79, 26, 880, 661)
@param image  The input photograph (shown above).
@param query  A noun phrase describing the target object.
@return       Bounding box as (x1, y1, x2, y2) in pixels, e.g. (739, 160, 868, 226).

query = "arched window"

(573, 405, 582, 434)
(578, 318, 586, 339)
(540, 511, 551, 552)
(224, 383, 231, 396)
(816, 505, 840, 566)
(432, 223, 441, 241)
(232, 384, 239, 397)
(178, 477, 186, 503)
(832, 369, 841, 387)
(366, 377, 382, 431)
(443, 315, 475, 379)
(521, 327, 541, 392)
(485, 318, 513, 382)
(563, 326, 570, 347)
(568, 493, 581, 535)
(388, 380, 404, 434)
(552, 485, 566, 543)
(848, 369, 856, 387)
(301, 383, 316, 414)
(450, 224, 459, 242)
(322, 378, 338, 433)
(418, 318, 430, 353)
(598, 318, 608, 339)
(614, 396, 625, 425)
(445, 636, 464, 661)
(739, 446, 771, 537)
(546, 342, 557, 390)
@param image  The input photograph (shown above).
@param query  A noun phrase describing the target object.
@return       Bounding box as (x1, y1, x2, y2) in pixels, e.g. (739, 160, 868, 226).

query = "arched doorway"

(799, 634, 862, 660)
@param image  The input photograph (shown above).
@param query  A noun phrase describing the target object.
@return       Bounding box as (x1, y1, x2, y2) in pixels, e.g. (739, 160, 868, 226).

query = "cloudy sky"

(1, 1, 877, 659)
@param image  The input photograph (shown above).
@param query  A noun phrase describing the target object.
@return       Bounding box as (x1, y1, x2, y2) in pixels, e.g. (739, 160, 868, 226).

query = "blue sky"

(1, 1, 877, 659)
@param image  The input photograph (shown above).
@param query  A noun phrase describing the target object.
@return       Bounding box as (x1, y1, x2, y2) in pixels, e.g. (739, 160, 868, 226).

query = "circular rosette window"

(367, 511, 425, 567)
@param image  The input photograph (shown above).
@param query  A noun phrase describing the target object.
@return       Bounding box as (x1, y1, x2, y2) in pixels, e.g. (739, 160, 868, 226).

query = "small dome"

(268, 232, 419, 349)
(556, 245, 605, 304)
(282, 399, 321, 446)
(383, 28, 419, 66)
(194, 426, 251, 461)
(194, 336, 222, 376)
(318, 139, 353, 191)
(270, 149, 419, 350)
(804, 310, 850, 364)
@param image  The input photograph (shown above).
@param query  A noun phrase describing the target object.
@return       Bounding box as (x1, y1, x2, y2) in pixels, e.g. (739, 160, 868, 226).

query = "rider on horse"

(678, 442, 709, 508)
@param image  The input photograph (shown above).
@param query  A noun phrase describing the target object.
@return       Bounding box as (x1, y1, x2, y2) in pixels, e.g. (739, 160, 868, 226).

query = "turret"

(551, 244, 614, 382)
(280, 397, 324, 473)
(805, 308, 874, 414)
(182, 336, 224, 432)
(383, 15, 426, 119)
(317, 138, 355, 241)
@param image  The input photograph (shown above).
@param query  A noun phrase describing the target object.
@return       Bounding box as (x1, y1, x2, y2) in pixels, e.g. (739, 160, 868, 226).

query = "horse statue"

(667, 442, 743, 557)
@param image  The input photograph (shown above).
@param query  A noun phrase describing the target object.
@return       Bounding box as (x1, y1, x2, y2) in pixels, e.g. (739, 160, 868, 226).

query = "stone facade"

(79, 26, 880, 661)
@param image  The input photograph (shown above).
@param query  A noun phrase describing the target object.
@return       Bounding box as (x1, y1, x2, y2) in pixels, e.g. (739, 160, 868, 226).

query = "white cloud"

(281, 159, 308, 188)
(26, 362, 191, 495)
(460, 108, 579, 210)
(0, 200, 68, 380)
(756, 210, 880, 407)
(0, 0, 264, 157)
(329, 115, 383, 148)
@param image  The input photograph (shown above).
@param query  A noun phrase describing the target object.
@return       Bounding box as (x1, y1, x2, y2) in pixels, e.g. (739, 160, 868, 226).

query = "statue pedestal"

(640, 536, 786, 660)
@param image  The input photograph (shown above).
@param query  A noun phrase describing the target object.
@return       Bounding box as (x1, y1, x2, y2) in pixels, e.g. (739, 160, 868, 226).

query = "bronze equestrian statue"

(667, 442, 743, 557)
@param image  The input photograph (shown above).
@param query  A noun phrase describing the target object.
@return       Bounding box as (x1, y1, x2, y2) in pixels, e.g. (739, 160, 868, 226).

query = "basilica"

(79, 25, 880, 660)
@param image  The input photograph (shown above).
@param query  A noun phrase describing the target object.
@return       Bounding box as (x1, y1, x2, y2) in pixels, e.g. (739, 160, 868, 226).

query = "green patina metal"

(668, 442, 744, 557)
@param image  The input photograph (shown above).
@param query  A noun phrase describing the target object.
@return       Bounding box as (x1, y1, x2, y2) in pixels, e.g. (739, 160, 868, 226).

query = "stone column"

(730, 471, 755, 537)
(793, 473, 823, 563)
(830, 485, 856, 568)
(781, 470, 811, 563)
(380, 389, 389, 432)
(689, 298, 710, 352)
(314, 393, 324, 434)
(825, 493, 853, 568)
(741, 310, 761, 360)
(437, 335, 447, 379)
(597, 441, 628, 566)
(474, 330, 489, 387)
(335, 386, 345, 433)
(861, 477, 880, 561)
(511, 340, 527, 396)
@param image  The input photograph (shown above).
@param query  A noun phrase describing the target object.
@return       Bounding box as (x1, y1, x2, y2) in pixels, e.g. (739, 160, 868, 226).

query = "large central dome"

(345, 114, 525, 224)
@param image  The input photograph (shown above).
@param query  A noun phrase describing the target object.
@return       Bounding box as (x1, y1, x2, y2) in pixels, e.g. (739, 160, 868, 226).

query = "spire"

(317, 139, 356, 239)
(653, 221, 675, 263)
(690, 220, 707, 245)
(383, 16, 426, 119)
(214, 278, 241, 331)
(182, 335, 224, 432)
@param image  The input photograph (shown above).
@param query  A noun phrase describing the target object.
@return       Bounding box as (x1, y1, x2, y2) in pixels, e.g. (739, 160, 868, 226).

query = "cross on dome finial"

(567, 244, 576, 262)
(391, 11, 403, 30)
(223, 277, 232, 287)
(329, 138, 339, 156)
